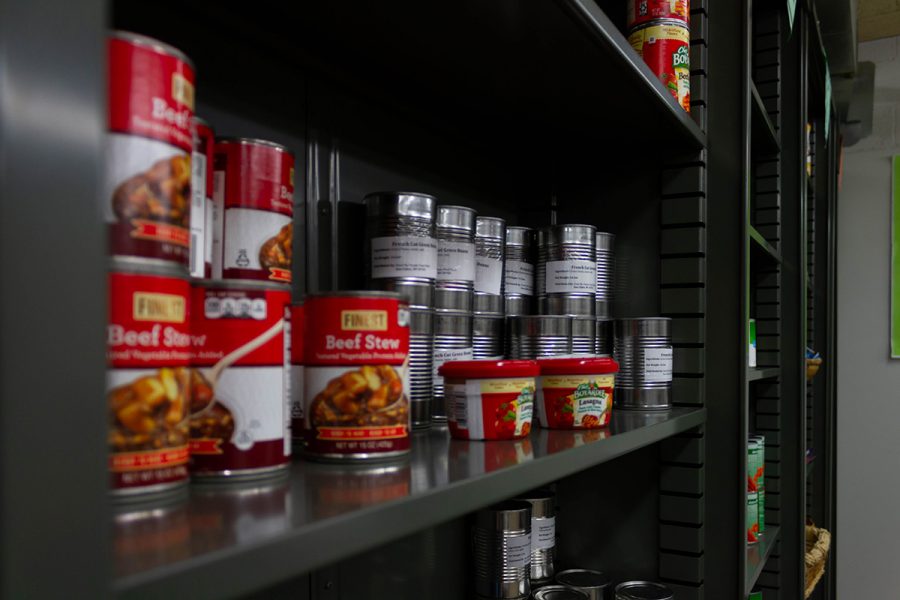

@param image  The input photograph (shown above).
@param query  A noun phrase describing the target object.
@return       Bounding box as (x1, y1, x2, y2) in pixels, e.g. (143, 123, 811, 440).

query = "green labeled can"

(752, 434, 766, 533)
(747, 491, 759, 544)
(748, 318, 757, 367)
(749, 590, 763, 600)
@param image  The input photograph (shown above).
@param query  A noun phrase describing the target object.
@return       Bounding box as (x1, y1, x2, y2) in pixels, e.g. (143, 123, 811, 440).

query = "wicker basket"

(806, 357, 822, 380)
(805, 523, 831, 598)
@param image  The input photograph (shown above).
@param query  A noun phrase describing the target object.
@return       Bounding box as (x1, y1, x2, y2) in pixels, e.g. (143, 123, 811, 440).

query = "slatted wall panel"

(657, 4, 708, 598)
(806, 122, 817, 515)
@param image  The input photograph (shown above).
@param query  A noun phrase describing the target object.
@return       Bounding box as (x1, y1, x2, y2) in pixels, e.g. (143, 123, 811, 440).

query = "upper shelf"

(751, 80, 780, 155)
(113, 408, 705, 599)
(750, 225, 783, 265)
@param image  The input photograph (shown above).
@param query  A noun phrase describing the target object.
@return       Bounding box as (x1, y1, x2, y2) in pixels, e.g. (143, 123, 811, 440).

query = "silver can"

(473, 501, 532, 599)
(595, 318, 613, 356)
(595, 232, 615, 318)
(473, 314, 505, 359)
(614, 318, 672, 410)
(534, 586, 589, 600)
(474, 216, 506, 315)
(556, 569, 612, 600)
(409, 307, 434, 429)
(435, 205, 476, 312)
(432, 311, 473, 422)
(515, 489, 556, 584)
(504, 226, 535, 316)
(571, 316, 596, 355)
(537, 224, 597, 317)
(507, 315, 572, 359)
(614, 581, 674, 600)
(365, 191, 437, 309)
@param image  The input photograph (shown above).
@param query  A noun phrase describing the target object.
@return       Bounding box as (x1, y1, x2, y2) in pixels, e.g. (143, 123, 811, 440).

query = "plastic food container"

(438, 360, 538, 440)
(536, 357, 619, 429)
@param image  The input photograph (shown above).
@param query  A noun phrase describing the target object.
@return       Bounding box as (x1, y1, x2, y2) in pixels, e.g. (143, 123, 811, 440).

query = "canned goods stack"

(748, 434, 766, 543)
(613, 318, 673, 410)
(533, 587, 588, 600)
(474, 314, 505, 359)
(191, 117, 215, 279)
(614, 581, 675, 600)
(570, 317, 596, 355)
(475, 217, 507, 316)
(626, 1, 691, 113)
(435, 205, 477, 312)
(555, 569, 613, 600)
(595, 318, 613, 356)
(594, 232, 615, 318)
(432, 311, 474, 422)
(365, 192, 437, 427)
(515, 489, 556, 585)
(537, 224, 597, 318)
(507, 316, 572, 359)
(504, 226, 535, 317)
(473, 501, 533, 599)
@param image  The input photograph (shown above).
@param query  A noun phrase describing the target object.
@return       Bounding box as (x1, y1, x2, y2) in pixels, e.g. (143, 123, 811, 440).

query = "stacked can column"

(474, 217, 506, 316)
(613, 318, 673, 410)
(473, 314, 505, 359)
(537, 224, 597, 317)
(432, 311, 473, 423)
(410, 308, 435, 429)
(435, 205, 476, 313)
(571, 316, 596, 355)
(191, 118, 215, 278)
(516, 489, 556, 585)
(507, 316, 572, 360)
(594, 232, 615, 318)
(504, 226, 535, 317)
(595, 318, 613, 356)
(473, 501, 532, 599)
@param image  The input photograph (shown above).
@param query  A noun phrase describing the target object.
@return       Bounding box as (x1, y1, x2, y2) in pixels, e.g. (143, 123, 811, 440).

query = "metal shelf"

(748, 367, 780, 382)
(746, 525, 781, 595)
(751, 80, 780, 154)
(113, 408, 705, 599)
(750, 225, 783, 265)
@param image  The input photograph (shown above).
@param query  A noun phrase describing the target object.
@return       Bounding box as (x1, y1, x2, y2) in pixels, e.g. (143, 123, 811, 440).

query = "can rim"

(614, 580, 674, 600)
(532, 586, 589, 600)
(627, 18, 691, 34)
(537, 356, 619, 375)
(110, 30, 195, 69)
(194, 279, 293, 292)
(109, 256, 189, 279)
(439, 359, 539, 378)
(364, 190, 438, 202)
(555, 568, 612, 589)
(215, 137, 294, 156)
(306, 290, 404, 300)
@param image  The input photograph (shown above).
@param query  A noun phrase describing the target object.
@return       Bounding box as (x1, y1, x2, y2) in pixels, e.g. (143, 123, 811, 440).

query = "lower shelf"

(746, 524, 781, 594)
(113, 407, 705, 599)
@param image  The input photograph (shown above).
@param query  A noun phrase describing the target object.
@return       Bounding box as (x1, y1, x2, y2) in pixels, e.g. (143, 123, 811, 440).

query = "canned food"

(191, 118, 215, 278)
(410, 307, 435, 429)
(750, 434, 766, 533)
(289, 302, 304, 440)
(595, 318, 613, 356)
(515, 489, 556, 584)
(627, 0, 689, 29)
(435, 205, 476, 312)
(537, 224, 597, 317)
(189, 281, 291, 479)
(107, 260, 191, 498)
(439, 360, 537, 440)
(614, 318, 672, 410)
(534, 586, 589, 600)
(303, 292, 410, 460)
(614, 582, 674, 600)
(107, 32, 195, 269)
(432, 311, 474, 422)
(537, 357, 618, 429)
(747, 490, 760, 543)
(473, 501, 532, 599)
(474, 314, 505, 359)
(507, 315, 572, 359)
(504, 226, 535, 316)
(365, 191, 438, 309)
(749, 318, 757, 367)
(475, 217, 506, 315)
(212, 138, 295, 283)
(594, 232, 615, 318)
(571, 316, 596, 355)
(748, 589, 763, 600)
(555, 569, 612, 600)
(628, 20, 691, 113)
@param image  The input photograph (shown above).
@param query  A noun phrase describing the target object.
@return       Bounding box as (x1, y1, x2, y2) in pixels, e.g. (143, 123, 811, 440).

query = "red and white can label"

(289, 304, 305, 438)
(189, 285, 291, 474)
(191, 119, 215, 278)
(213, 141, 294, 283)
(629, 22, 691, 113)
(303, 295, 410, 457)
(627, 0, 690, 28)
(107, 270, 191, 492)
(107, 34, 195, 266)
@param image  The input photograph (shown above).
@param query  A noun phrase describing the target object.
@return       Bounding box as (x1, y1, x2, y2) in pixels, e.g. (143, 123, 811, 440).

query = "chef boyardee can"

(189, 280, 291, 479)
(107, 259, 191, 499)
(473, 501, 532, 599)
(303, 292, 410, 460)
(212, 138, 295, 284)
(435, 205, 476, 313)
(191, 117, 215, 278)
(627, 0, 689, 29)
(474, 216, 506, 315)
(107, 32, 195, 270)
(628, 20, 691, 113)
(504, 226, 535, 316)
(537, 224, 597, 317)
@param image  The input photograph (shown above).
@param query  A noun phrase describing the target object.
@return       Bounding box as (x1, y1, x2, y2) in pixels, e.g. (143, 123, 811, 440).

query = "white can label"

(212, 170, 226, 279)
(533, 516, 556, 550)
(437, 240, 476, 282)
(223, 208, 292, 273)
(433, 347, 474, 381)
(643, 347, 673, 382)
(189, 152, 207, 278)
(545, 260, 597, 293)
(475, 256, 503, 294)
(204, 192, 213, 272)
(371, 236, 438, 279)
(447, 381, 483, 438)
(505, 533, 532, 568)
(505, 260, 534, 295)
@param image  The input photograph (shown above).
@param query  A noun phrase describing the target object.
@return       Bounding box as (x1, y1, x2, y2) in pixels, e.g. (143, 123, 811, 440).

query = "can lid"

(365, 191, 437, 220)
(514, 488, 554, 517)
(532, 586, 589, 600)
(438, 359, 539, 378)
(555, 568, 611, 589)
(475, 500, 532, 530)
(307, 290, 403, 300)
(475, 216, 506, 240)
(110, 30, 195, 69)
(505, 225, 533, 246)
(614, 581, 675, 600)
(215, 137, 294, 156)
(537, 356, 619, 375)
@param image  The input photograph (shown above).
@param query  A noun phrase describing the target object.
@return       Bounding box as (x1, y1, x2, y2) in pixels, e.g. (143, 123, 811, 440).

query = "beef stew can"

(212, 138, 294, 284)
(303, 292, 411, 461)
(191, 117, 215, 278)
(189, 280, 291, 479)
(107, 259, 191, 498)
(107, 32, 195, 270)
(289, 302, 305, 441)
(627, 0, 689, 29)
(628, 20, 691, 113)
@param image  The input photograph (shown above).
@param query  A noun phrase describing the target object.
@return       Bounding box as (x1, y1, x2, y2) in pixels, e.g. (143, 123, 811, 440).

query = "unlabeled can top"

(506, 226, 533, 246)
(474, 500, 532, 531)
(515, 488, 554, 518)
(556, 569, 612, 591)
(215, 137, 294, 156)
(366, 191, 436, 220)
(537, 356, 619, 375)
(615, 317, 671, 338)
(436, 205, 476, 231)
(111, 30, 195, 68)
(595, 231, 616, 250)
(614, 581, 674, 600)
(533, 586, 589, 600)
(438, 359, 539, 379)
(538, 224, 597, 246)
(475, 216, 506, 240)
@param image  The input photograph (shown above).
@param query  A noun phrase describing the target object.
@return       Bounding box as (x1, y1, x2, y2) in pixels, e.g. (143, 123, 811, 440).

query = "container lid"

(537, 356, 619, 375)
(614, 581, 674, 600)
(474, 500, 532, 531)
(532, 586, 589, 600)
(438, 359, 539, 378)
(555, 569, 611, 590)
